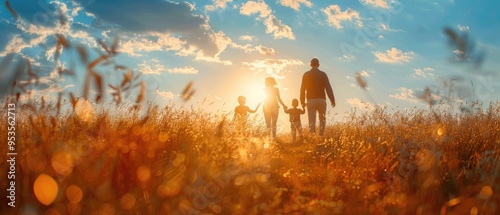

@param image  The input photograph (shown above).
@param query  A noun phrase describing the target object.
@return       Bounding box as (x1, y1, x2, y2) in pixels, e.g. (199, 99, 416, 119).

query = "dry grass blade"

(57, 34, 70, 48)
(113, 88, 122, 104)
(41, 96, 45, 109)
(56, 92, 62, 112)
(136, 81, 145, 104)
(70, 93, 77, 110)
(121, 70, 133, 88)
(19, 81, 29, 93)
(58, 67, 74, 76)
(88, 55, 109, 70)
(182, 81, 193, 96)
(54, 42, 62, 62)
(134, 72, 141, 81)
(27, 60, 40, 85)
(77, 45, 88, 63)
(355, 72, 367, 89)
(108, 84, 118, 90)
(5, 1, 18, 19)
(93, 73, 103, 103)
(98, 39, 111, 54)
(111, 37, 119, 55)
(444, 28, 457, 44)
(181, 81, 195, 101)
(115, 65, 127, 71)
(83, 72, 90, 99)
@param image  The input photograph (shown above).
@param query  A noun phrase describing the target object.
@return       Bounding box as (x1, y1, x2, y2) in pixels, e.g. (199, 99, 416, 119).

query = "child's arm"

(250, 102, 262, 113)
(300, 106, 305, 114)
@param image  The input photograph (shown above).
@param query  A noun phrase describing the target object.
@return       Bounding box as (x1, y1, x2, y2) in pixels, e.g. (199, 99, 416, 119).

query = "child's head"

(292, 99, 299, 107)
(237, 96, 246, 105)
(265, 77, 276, 87)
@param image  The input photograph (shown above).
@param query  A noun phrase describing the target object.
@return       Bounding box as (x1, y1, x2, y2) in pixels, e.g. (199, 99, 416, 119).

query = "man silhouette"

(300, 58, 336, 135)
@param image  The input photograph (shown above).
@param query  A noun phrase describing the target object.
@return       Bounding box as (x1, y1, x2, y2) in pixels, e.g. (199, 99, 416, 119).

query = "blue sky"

(1, 0, 499, 127)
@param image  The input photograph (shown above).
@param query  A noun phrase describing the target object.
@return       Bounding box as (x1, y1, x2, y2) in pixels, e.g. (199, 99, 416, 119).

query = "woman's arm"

(276, 88, 287, 109)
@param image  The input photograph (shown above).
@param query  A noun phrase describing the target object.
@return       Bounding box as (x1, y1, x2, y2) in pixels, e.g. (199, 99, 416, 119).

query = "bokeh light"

(66, 185, 83, 203)
(478, 186, 493, 199)
(120, 193, 136, 210)
(137, 166, 151, 182)
(51, 150, 74, 176)
(74, 99, 94, 122)
(34, 174, 59, 206)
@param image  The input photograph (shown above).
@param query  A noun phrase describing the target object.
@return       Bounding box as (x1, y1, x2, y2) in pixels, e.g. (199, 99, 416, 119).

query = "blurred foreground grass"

(0, 101, 499, 215)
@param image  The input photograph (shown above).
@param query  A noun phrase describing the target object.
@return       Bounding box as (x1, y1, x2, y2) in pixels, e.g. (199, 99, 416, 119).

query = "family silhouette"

(234, 58, 336, 140)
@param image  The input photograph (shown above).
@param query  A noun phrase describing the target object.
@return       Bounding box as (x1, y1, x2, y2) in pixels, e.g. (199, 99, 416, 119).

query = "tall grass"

(0, 100, 498, 214)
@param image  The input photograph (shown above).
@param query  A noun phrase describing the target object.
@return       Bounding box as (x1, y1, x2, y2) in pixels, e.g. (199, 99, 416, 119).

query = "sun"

(240, 80, 266, 107)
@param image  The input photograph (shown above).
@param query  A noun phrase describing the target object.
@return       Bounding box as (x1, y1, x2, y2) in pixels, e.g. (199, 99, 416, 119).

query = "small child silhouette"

(234, 96, 261, 128)
(284, 99, 306, 143)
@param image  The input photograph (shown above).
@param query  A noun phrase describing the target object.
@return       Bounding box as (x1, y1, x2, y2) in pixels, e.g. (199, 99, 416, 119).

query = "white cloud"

(458, 25, 469, 32)
(205, 0, 233, 11)
(138, 60, 167, 75)
(389, 87, 418, 103)
(277, 0, 313, 11)
(379, 23, 401, 32)
(359, 0, 391, 9)
(156, 90, 175, 99)
(413, 67, 435, 79)
(373, 47, 414, 63)
(240, 1, 272, 18)
(263, 15, 295, 39)
(0, 1, 96, 58)
(239, 35, 256, 41)
(255, 45, 276, 56)
(346, 98, 377, 111)
(358, 70, 371, 77)
(168, 66, 198, 74)
(338, 54, 356, 62)
(243, 58, 303, 78)
(240, 1, 295, 40)
(322, 5, 363, 29)
(138, 59, 198, 75)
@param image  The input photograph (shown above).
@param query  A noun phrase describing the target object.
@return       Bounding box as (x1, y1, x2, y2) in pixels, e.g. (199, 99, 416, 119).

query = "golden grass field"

(0, 100, 498, 215)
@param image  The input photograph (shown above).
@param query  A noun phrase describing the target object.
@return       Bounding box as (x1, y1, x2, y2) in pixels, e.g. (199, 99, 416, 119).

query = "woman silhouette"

(263, 77, 287, 139)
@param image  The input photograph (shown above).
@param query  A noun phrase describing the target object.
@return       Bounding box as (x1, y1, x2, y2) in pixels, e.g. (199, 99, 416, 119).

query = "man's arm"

(324, 73, 335, 107)
(300, 73, 307, 106)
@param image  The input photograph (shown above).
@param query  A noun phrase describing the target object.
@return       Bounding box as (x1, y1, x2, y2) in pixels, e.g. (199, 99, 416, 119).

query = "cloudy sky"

(1, 0, 499, 126)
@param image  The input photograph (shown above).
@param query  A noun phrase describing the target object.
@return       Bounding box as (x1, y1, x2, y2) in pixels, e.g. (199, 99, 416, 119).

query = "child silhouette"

(284, 99, 305, 143)
(234, 96, 261, 128)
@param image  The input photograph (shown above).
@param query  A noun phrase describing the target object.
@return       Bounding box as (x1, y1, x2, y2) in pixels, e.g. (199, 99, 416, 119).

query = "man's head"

(310, 58, 319, 68)
(238, 96, 246, 105)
